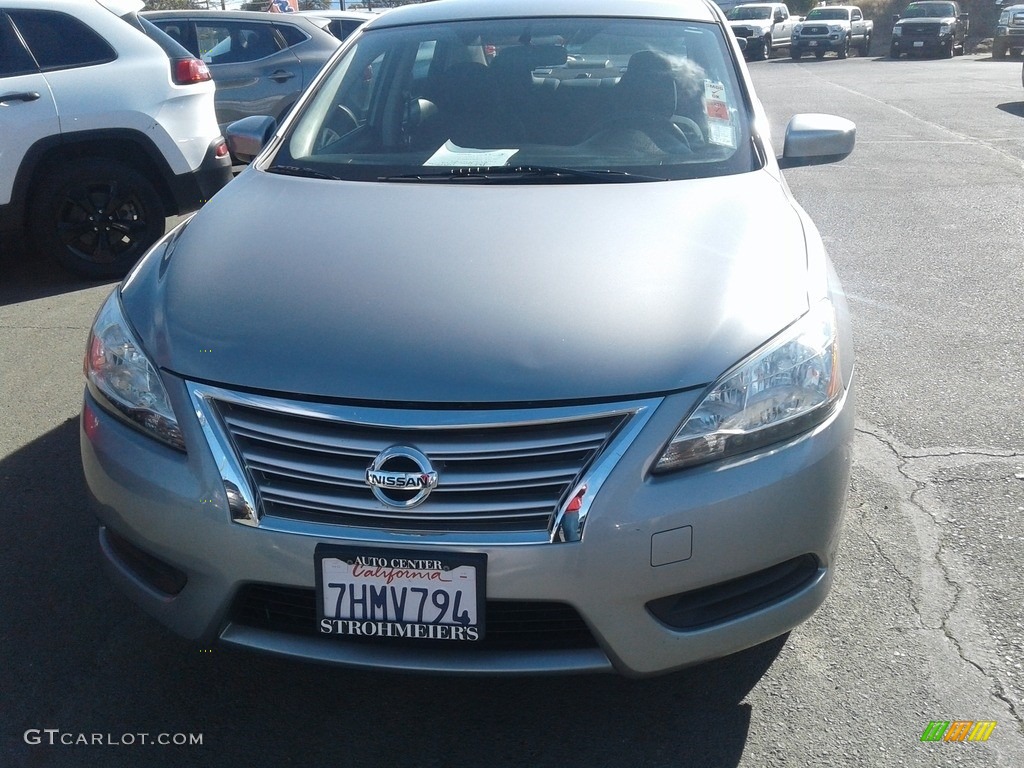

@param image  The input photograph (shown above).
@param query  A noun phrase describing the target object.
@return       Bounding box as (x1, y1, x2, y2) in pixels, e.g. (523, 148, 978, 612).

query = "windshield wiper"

(266, 165, 342, 180)
(380, 165, 667, 183)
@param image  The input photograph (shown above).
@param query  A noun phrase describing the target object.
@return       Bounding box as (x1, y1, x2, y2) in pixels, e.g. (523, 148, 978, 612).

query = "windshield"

(805, 9, 850, 20)
(902, 3, 956, 17)
(726, 7, 773, 20)
(271, 17, 754, 183)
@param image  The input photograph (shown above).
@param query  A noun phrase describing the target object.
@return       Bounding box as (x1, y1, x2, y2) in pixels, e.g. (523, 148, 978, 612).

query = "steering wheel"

(318, 104, 359, 149)
(583, 112, 692, 154)
(672, 116, 705, 148)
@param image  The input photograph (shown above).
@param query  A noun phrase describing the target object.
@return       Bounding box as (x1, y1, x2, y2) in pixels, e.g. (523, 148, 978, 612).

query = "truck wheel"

(837, 34, 850, 59)
(859, 34, 871, 56)
(890, 44, 900, 59)
(29, 158, 166, 278)
(993, 39, 1008, 58)
(761, 35, 772, 60)
(815, 50, 825, 59)
(791, 49, 801, 60)
(942, 38, 954, 58)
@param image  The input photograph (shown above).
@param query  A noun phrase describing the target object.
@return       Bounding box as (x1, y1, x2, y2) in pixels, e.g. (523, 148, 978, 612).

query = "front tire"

(837, 34, 850, 59)
(890, 44, 900, 58)
(29, 158, 166, 278)
(761, 35, 772, 60)
(942, 38, 954, 58)
(859, 33, 871, 56)
(791, 48, 802, 60)
(993, 39, 1008, 58)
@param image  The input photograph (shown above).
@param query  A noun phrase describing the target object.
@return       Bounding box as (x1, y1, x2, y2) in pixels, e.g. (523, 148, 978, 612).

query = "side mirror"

(892, 13, 900, 22)
(225, 115, 277, 164)
(774, 12, 784, 22)
(778, 114, 856, 169)
(959, 12, 969, 20)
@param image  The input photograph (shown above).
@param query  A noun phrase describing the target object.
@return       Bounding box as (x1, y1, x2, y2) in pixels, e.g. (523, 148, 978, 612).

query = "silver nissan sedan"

(81, 0, 857, 677)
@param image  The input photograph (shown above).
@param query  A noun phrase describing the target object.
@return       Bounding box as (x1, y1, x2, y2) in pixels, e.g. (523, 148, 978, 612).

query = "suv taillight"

(172, 58, 212, 85)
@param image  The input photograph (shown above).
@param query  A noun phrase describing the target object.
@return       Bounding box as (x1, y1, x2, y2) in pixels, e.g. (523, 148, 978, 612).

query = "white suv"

(0, 0, 233, 277)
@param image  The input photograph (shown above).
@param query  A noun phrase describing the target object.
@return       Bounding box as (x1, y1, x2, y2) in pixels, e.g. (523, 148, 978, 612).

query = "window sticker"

(703, 79, 736, 148)
(424, 140, 519, 167)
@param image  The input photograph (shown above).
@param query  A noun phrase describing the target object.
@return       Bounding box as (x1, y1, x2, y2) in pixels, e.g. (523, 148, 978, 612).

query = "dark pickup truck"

(890, 0, 969, 58)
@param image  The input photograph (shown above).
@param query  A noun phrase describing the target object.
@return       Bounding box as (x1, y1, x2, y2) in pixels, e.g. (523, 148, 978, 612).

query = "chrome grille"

(901, 23, 939, 37)
(196, 389, 647, 535)
(802, 24, 830, 35)
(731, 25, 754, 38)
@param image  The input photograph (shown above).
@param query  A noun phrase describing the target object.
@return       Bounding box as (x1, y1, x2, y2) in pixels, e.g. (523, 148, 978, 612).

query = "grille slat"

(245, 444, 584, 491)
(213, 400, 629, 533)
(262, 486, 557, 518)
(223, 408, 613, 460)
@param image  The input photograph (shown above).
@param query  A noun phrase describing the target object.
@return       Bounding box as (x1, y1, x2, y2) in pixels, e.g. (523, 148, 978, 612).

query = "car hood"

(122, 169, 812, 404)
(728, 19, 772, 30)
(895, 16, 955, 24)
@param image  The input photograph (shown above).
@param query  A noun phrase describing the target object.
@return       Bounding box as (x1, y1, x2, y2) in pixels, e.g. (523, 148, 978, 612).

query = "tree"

(144, 0, 213, 9)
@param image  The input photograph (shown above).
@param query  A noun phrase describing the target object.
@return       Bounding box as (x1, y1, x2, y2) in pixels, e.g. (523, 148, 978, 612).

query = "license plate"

(315, 545, 486, 641)
(809, 41, 818, 46)
(913, 41, 924, 47)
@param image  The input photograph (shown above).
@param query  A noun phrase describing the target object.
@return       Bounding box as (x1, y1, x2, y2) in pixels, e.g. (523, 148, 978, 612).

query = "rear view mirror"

(225, 115, 277, 164)
(778, 113, 856, 169)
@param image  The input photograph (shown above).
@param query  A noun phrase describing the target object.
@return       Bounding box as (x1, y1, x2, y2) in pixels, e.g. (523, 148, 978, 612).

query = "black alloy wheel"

(29, 159, 166, 279)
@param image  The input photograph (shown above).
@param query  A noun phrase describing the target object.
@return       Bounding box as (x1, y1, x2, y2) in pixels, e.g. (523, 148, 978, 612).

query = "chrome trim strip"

(190, 387, 261, 526)
(550, 403, 657, 542)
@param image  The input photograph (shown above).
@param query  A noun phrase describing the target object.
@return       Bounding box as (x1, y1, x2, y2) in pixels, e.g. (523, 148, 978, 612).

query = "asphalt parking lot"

(1, 52, 1022, 768)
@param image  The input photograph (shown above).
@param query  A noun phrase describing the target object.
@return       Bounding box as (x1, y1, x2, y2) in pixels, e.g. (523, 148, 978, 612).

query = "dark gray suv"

(144, 10, 339, 130)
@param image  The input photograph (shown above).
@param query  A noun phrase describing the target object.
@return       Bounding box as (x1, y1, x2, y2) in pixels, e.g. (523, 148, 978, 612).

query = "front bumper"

(994, 29, 1024, 48)
(792, 36, 846, 54)
(82, 374, 856, 678)
(891, 35, 952, 55)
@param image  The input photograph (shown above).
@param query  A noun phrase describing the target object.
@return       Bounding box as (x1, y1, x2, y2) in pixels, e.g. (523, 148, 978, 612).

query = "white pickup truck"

(723, 3, 796, 60)
(791, 5, 874, 59)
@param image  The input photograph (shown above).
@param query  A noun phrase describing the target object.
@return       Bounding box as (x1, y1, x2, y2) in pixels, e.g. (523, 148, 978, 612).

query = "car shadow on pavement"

(1, 418, 785, 768)
(997, 101, 1024, 117)
(0, 235, 114, 307)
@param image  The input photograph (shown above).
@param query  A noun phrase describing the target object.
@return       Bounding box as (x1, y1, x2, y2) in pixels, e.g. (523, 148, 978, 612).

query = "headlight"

(654, 299, 842, 473)
(892, 26, 902, 36)
(829, 24, 844, 33)
(85, 289, 185, 451)
(999, 12, 1009, 25)
(793, 23, 803, 34)
(939, 23, 951, 34)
